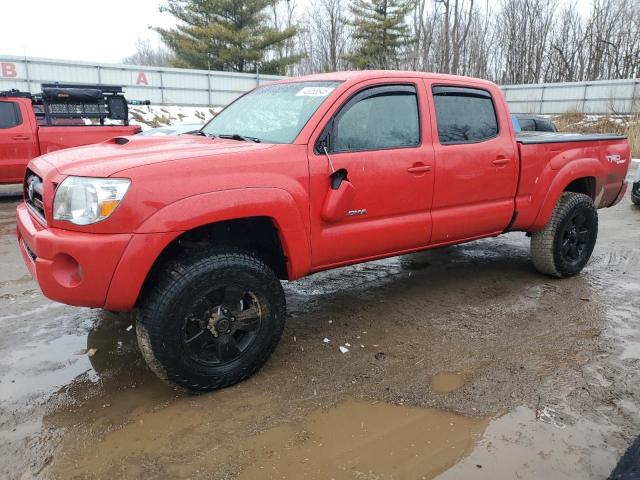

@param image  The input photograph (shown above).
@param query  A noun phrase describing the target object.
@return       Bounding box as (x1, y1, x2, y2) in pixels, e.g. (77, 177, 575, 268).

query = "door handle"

(492, 158, 510, 166)
(12, 135, 30, 141)
(407, 164, 433, 174)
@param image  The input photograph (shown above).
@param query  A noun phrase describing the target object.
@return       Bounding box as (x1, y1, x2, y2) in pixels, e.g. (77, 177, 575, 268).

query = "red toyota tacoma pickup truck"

(15, 71, 630, 392)
(1, 85, 140, 184)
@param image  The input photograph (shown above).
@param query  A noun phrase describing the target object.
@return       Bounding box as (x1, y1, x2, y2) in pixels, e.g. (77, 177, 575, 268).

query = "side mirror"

(330, 168, 348, 190)
(322, 168, 354, 223)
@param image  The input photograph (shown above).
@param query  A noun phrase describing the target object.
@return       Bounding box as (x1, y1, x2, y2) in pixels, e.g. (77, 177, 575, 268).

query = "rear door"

(0, 100, 38, 183)
(308, 80, 435, 268)
(426, 83, 518, 243)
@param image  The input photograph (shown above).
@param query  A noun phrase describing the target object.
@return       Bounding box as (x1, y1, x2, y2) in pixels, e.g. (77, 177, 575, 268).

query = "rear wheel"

(530, 192, 598, 278)
(137, 249, 286, 392)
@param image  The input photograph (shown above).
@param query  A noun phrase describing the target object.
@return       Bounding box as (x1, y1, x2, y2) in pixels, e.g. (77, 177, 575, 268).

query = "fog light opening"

(51, 253, 83, 288)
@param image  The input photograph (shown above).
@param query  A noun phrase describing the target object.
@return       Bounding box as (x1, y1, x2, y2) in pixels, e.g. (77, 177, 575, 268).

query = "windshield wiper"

(218, 133, 261, 143)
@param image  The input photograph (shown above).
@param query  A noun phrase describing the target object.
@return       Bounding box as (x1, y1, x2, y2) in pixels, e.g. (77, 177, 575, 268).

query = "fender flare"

(530, 158, 604, 230)
(103, 188, 311, 311)
(136, 187, 311, 278)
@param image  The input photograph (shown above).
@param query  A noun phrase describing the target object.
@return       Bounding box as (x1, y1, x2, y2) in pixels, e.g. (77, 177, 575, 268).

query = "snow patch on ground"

(128, 105, 222, 130)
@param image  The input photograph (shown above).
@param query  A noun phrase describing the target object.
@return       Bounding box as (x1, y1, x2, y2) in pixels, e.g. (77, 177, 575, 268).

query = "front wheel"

(530, 192, 598, 278)
(136, 249, 286, 392)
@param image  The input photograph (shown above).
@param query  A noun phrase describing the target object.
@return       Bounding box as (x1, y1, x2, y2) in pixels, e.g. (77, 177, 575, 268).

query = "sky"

(0, 0, 596, 65)
(0, 0, 176, 63)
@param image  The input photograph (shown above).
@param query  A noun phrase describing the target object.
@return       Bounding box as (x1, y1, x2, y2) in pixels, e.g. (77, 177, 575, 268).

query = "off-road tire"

(136, 249, 286, 392)
(531, 192, 598, 278)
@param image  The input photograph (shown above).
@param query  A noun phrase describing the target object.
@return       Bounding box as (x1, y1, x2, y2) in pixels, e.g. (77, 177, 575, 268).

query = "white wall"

(1, 56, 638, 114)
(0, 55, 283, 107)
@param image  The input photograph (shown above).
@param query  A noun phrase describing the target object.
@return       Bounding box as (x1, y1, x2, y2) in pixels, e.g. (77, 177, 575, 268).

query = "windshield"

(202, 81, 341, 144)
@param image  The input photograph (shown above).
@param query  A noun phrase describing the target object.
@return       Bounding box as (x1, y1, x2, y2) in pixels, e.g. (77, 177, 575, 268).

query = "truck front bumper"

(16, 202, 132, 308)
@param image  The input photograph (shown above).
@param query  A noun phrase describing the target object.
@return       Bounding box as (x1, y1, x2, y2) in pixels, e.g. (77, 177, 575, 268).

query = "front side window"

(202, 81, 341, 144)
(0, 102, 22, 129)
(432, 86, 498, 144)
(331, 85, 420, 153)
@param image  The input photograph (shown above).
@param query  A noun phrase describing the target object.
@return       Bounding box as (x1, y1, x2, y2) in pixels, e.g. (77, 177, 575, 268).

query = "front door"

(426, 83, 518, 244)
(0, 100, 37, 183)
(308, 81, 435, 268)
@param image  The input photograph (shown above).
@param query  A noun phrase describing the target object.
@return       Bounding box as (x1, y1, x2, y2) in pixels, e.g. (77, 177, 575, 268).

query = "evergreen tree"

(344, 0, 412, 69)
(156, 0, 301, 75)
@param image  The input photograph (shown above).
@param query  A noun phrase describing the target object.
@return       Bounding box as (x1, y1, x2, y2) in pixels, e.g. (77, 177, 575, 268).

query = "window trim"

(315, 83, 422, 155)
(431, 85, 499, 145)
(0, 101, 23, 130)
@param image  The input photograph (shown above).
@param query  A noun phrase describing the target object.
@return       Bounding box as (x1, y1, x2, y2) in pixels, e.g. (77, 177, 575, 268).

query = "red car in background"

(0, 84, 140, 184)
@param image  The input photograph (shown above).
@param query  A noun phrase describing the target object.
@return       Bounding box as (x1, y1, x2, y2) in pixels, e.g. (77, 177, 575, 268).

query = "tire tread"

(531, 192, 597, 278)
(136, 248, 285, 392)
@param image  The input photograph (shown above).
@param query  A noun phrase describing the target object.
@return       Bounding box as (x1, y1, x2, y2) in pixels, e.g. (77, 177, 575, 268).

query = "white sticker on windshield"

(296, 86, 335, 97)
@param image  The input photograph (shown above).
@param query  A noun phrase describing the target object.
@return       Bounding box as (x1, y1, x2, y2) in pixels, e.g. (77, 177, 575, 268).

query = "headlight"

(53, 177, 130, 225)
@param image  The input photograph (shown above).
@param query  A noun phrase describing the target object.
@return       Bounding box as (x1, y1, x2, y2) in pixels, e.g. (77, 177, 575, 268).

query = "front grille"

(24, 170, 45, 220)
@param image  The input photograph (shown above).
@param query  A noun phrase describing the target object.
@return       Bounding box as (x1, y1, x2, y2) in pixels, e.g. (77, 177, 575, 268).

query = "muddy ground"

(1, 167, 639, 480)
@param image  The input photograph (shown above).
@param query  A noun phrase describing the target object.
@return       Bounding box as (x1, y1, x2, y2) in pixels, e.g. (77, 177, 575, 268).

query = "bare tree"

(287, 0, 640, 83)
(495, 0, 557, 84)
(295, 0, 350, 74)
(543, 0, 639, 82)
(545, 4, 586, 81)
(122, 38, 175, 67)
(270, 0, 301, 73)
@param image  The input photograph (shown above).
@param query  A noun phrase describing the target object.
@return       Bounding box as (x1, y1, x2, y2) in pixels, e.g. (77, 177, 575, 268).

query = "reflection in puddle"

(239, 399, 488, 480)
(438, 406, 618, 480)
(432, 372, 465, 393)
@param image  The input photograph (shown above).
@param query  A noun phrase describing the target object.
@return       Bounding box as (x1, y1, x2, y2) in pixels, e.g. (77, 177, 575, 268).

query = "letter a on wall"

(1, 63, 17, 78)
(136, 72, 149, 85)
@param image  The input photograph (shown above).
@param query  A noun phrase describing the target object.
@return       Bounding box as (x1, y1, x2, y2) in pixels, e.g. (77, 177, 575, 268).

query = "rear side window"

(535, 119, 556, 132)
(519, 118, 536, 131)
(0, 102, 22, 129)
(332, 85, 420, 152)
(432, 86, 498, 144)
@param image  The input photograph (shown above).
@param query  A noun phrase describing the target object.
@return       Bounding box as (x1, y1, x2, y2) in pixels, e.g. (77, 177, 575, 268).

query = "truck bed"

(516, 132, 627, 144)
(513, 131, 630, 232)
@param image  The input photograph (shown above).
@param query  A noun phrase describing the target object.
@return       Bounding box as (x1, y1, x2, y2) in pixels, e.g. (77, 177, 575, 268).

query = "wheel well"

(148, 217, 289, 281)
(564, 177, 595, 199)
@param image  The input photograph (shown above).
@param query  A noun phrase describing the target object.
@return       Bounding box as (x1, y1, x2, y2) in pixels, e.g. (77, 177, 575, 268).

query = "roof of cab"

(273, 70, 498, 89)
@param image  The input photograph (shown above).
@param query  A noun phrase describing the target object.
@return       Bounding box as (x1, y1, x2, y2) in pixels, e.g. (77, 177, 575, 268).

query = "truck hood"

(36, 135, 276, 178)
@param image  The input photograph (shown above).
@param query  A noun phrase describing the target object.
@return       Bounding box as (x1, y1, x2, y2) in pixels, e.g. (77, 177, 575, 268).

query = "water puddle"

(239, 399, 488, 480)
(431, 372, 465, 393)
(438, 406, 618, 480)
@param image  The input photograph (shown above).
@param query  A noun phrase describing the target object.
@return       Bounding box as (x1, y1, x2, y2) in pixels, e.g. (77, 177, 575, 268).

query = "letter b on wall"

(1, 63, 17, 78)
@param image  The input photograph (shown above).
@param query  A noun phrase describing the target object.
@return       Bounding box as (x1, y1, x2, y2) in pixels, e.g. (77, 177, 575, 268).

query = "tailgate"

(599, 138, 631, 206)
